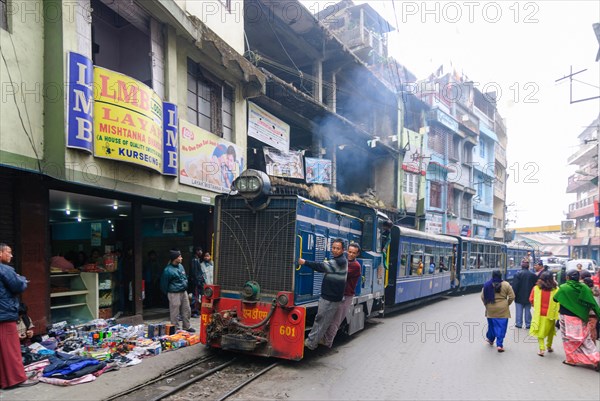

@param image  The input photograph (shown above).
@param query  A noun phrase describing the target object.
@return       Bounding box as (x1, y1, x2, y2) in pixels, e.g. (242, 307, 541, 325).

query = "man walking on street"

(298, 238, 348, 350)
(321, 242, 362, 348)
(160, 250, 194, 333)
(511, 259, 538, 329)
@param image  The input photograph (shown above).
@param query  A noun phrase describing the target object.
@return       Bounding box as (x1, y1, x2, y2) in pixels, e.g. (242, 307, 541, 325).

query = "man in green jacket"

(160, 250, 194, 333)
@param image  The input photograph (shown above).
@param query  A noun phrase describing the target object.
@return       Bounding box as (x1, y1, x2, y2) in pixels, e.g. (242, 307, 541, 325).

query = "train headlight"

(204, 286, 214, 298)
(242, 281, 260, 301)
(276, 293, 289, 307)
(232, 170, 271, 200)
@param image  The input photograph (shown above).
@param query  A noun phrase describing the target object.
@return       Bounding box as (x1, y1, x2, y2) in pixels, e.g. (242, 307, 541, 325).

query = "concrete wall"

(0, 0, 45, 166)
(175, 0, 245, 54)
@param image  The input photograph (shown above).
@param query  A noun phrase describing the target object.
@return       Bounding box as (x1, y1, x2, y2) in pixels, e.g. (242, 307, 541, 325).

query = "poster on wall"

(179, 119, 244, 193)
(91, 222, 102, 246)
(248, 102, 290, 152)
(93, 66, 163, 173)
(263, 147, 304, 179)
(305, 158, 332, 184)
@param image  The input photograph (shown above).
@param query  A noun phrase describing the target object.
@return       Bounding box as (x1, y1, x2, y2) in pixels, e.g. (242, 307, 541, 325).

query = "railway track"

(106, 352, 279, 401)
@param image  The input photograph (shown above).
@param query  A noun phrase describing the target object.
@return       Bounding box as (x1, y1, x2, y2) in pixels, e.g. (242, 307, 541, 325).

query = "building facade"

(565, 114, 600, 262)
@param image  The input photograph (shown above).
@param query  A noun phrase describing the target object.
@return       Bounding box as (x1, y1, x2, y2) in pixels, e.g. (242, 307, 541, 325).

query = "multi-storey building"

(565, 115, 599, 261)
(249, 0, 403, 211)
(1, 0, 265, 328)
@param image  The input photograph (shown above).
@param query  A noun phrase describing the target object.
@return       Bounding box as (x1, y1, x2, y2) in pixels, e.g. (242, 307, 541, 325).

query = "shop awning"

(567, 237, 590, 246)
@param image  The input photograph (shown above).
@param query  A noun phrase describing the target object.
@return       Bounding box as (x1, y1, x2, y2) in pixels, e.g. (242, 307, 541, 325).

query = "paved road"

(235, 292, 600, 400)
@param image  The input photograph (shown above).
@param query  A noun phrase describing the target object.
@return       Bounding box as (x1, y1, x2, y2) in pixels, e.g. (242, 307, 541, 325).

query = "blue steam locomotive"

(200, 170, 533, 360)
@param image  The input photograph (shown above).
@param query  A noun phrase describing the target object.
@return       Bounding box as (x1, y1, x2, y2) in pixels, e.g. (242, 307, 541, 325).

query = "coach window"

(399, 243, 408, 278)
(411, 244, 424, 275)
(187, 58, 235, 141)
(424, 245, 434, 274)
(91, 0, 154, 87)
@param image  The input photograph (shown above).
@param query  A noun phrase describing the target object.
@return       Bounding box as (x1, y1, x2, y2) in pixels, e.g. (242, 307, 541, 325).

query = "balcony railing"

(567, 172, 597, 193)
(567, 141, 597, 165)
(568, 194, 599, 212)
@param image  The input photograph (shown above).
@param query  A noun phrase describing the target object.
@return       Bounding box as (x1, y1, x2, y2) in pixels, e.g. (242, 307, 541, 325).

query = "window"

(187, 58, 234, 139)
(462, 194, 472, 218)
(403, 172, 419, 194)
(430, 181, 442, 208)
(0, 0, 7, 31)
(479, 139, 486, 158)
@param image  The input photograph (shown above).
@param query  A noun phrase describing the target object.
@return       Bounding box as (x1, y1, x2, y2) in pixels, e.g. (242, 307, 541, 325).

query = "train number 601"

(279, 325, 296, 337)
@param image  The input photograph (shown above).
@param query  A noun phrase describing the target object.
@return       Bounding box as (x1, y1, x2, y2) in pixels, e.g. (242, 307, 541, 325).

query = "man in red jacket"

(321, 243, 362, 348)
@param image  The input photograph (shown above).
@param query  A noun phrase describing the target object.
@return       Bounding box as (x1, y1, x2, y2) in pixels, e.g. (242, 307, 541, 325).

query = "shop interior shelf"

(50, 290, 89, 297)
(50, 302, 88, 310)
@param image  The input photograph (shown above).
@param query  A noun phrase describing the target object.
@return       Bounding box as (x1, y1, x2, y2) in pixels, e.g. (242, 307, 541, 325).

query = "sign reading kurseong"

(93, 67, 163, 173)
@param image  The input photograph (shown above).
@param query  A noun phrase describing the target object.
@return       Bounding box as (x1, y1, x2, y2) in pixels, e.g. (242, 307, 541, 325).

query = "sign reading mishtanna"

(93, 67, 163, 172)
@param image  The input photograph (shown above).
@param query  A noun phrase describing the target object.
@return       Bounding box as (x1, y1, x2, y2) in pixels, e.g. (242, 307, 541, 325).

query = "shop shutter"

(0, 174, 14, 246)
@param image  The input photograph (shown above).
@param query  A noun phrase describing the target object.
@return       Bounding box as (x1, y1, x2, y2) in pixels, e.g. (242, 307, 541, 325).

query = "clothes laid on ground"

(43, 352, 105, 379)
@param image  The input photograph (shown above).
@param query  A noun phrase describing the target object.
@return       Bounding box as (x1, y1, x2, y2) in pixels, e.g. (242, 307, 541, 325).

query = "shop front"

(47, 188, 212, 325)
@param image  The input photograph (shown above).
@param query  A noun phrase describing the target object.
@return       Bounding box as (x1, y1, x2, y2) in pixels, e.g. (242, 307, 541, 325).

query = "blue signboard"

(162, 102, 178, 176)
(66, 52, 93, 152)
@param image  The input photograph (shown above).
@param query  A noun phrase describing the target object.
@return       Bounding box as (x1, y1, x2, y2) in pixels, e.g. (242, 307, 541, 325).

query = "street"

(233, 292, 600, 400)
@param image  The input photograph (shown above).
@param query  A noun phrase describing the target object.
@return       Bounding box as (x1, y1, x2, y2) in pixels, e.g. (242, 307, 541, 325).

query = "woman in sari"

(529, 272, 559, 356)
(553, 269, 600, 370)
(481, 269, 515, 352)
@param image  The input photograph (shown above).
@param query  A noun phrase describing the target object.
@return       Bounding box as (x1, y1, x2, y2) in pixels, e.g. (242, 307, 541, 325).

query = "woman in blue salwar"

(482, 269, 516, 352)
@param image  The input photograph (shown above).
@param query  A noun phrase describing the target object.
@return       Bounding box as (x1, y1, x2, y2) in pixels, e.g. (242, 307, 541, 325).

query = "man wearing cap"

(160, 250, 194, 333)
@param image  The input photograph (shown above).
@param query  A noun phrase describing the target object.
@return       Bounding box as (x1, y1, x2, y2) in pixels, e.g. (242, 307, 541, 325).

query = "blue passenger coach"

(385, 226, 458, 309)
(504, 244, 536, 281)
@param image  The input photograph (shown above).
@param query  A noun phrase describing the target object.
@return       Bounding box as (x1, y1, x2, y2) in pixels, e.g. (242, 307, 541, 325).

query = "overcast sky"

(304, 0, 600, 228)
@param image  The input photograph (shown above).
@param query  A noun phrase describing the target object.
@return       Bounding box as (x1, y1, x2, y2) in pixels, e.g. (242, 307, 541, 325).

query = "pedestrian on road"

(533, 260, 545, 278)
(0, 243, 37, 388)
(160, 249, 194, 333)
(511, 261, 537, 329)
(482, 269, 515, 352)
(188, 247, 204, 318)
(200, 252, 214, 285)
(298, 238, 347, 350)
(321, 242, 362, 348)
(578, 270, 599, 343)
(529, 271, 559, 356)
(553, 269, 600, 371)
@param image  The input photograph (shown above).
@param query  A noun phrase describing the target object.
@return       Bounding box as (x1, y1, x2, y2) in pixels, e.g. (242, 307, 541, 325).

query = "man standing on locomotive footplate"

(298, 238, 348, 350)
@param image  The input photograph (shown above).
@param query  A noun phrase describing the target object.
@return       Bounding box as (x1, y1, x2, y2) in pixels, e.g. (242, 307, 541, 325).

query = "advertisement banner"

(263, 147, 304, 179)
(179, 119, 244, 193)
(402, 128, 426, 175)
(93, 67, 163, 172)
(66, 52, 94, 152)
(248, 102, 290, 152)
(305, 158, 332, 184)
(162, 102, 178, 176)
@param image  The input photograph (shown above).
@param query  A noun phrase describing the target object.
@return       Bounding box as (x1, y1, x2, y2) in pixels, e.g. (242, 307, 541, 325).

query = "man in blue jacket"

(0, 243, 36, 388)
(298, 238, 348, 350)
(160, 250, 194, 333)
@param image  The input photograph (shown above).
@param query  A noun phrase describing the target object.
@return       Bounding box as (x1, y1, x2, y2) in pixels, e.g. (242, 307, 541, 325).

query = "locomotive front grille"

(216, 197, 297, 295)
